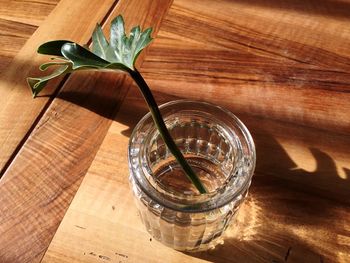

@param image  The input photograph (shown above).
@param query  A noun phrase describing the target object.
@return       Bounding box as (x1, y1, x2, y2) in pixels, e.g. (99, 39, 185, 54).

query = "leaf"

(124, 26, 141, 66)
(39, 61, 71, 71)
(128, 26, 141, 50)
(61, 43, 110, 69)
(28, 15, 153, 97)
(104, 62, 129, 71)
(103, 15, 153, 68)
(92, 23, 109, 60)
(110, 15, 126, 55)
(37, 40, 73, 56)
(133, 28, 153, 62)
(27, 64, 71, 97)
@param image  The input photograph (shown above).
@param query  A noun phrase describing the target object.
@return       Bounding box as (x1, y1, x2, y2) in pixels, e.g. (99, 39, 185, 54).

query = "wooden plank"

(0, 71, 131, 263)
(43, 0, 350, 262)
(142, 0, 350, 132)
(0, 0, 59, 26)
(41, 93, 211, 263)
(0, 18, 36, 74)
(0, 0, 59, 74)
(42, 89, 350, 263)
(0, 0, 171, 262)
(0, 0, 116, 173)
(139, 0, 350, 201)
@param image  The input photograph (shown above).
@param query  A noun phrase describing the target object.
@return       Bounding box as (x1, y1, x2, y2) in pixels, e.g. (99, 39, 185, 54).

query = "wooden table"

(1, 0, 350, 262)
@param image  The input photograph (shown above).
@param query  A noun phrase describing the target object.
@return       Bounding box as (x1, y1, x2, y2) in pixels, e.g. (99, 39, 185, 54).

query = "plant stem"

(128, 68, 208, 194)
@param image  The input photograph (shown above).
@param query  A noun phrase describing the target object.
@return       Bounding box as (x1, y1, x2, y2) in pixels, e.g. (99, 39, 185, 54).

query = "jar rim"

(128, 100, 256, 212)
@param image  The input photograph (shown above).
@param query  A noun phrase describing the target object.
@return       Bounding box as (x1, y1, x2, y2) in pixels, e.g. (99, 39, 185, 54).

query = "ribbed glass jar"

(128, 100, 255, 251)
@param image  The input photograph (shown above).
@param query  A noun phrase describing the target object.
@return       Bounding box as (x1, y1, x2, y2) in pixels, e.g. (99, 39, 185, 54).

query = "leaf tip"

(94, 23, 102, 32)
(116, 14, 124, 22)
(111, 14, 123, 25)
(26, 77, 37, 97)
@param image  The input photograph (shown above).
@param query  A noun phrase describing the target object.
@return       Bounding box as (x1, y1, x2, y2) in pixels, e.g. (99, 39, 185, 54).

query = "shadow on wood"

(184, 133, 349, 262)
(36, 76, 350, 262)
(231, 0, 350, 20)
(55, 82, 350, 201)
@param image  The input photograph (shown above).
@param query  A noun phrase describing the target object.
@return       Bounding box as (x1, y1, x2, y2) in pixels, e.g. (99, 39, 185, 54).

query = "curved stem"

(128, 68, 207, 194)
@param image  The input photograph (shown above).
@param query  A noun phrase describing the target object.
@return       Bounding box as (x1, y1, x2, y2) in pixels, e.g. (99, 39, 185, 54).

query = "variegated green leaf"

(28, 14, 153, 96)
(92, 23, 109, 60)
(110, 15, 126, 58)
(94, 15, 153, 68)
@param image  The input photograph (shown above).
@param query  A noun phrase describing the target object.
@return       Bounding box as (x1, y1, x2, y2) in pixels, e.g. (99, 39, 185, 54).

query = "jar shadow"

(183, 133, 350, 262)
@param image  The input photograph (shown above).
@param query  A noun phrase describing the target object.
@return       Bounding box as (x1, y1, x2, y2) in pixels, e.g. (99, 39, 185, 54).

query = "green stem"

(128, 68, 208, 194)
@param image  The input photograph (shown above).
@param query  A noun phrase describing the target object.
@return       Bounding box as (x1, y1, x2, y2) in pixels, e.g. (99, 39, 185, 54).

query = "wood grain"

(0, 0, 116, 173)
(41, 93, 213, 263)
(0, 0, 59, 73)
(140, 0, 350, 201)
(43, 90, 350, 263)
(0, 18, 36, 74)
(43, 0, 349, 262)
(0, 0, 171, 262)
(0, 0, 59, 26)
(0, 71, 131, 263)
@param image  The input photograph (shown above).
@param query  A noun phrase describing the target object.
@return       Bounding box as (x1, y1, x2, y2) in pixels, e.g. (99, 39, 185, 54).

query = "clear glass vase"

(128, 100, 256, 252)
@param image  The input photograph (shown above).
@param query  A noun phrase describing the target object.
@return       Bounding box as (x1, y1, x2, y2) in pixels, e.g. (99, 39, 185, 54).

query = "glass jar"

(128, 100, 256, 251)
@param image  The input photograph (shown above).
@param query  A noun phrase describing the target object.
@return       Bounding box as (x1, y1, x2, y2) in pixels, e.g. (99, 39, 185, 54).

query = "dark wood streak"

(284, 247, 291, 261)
(163, 6, 350, 71)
